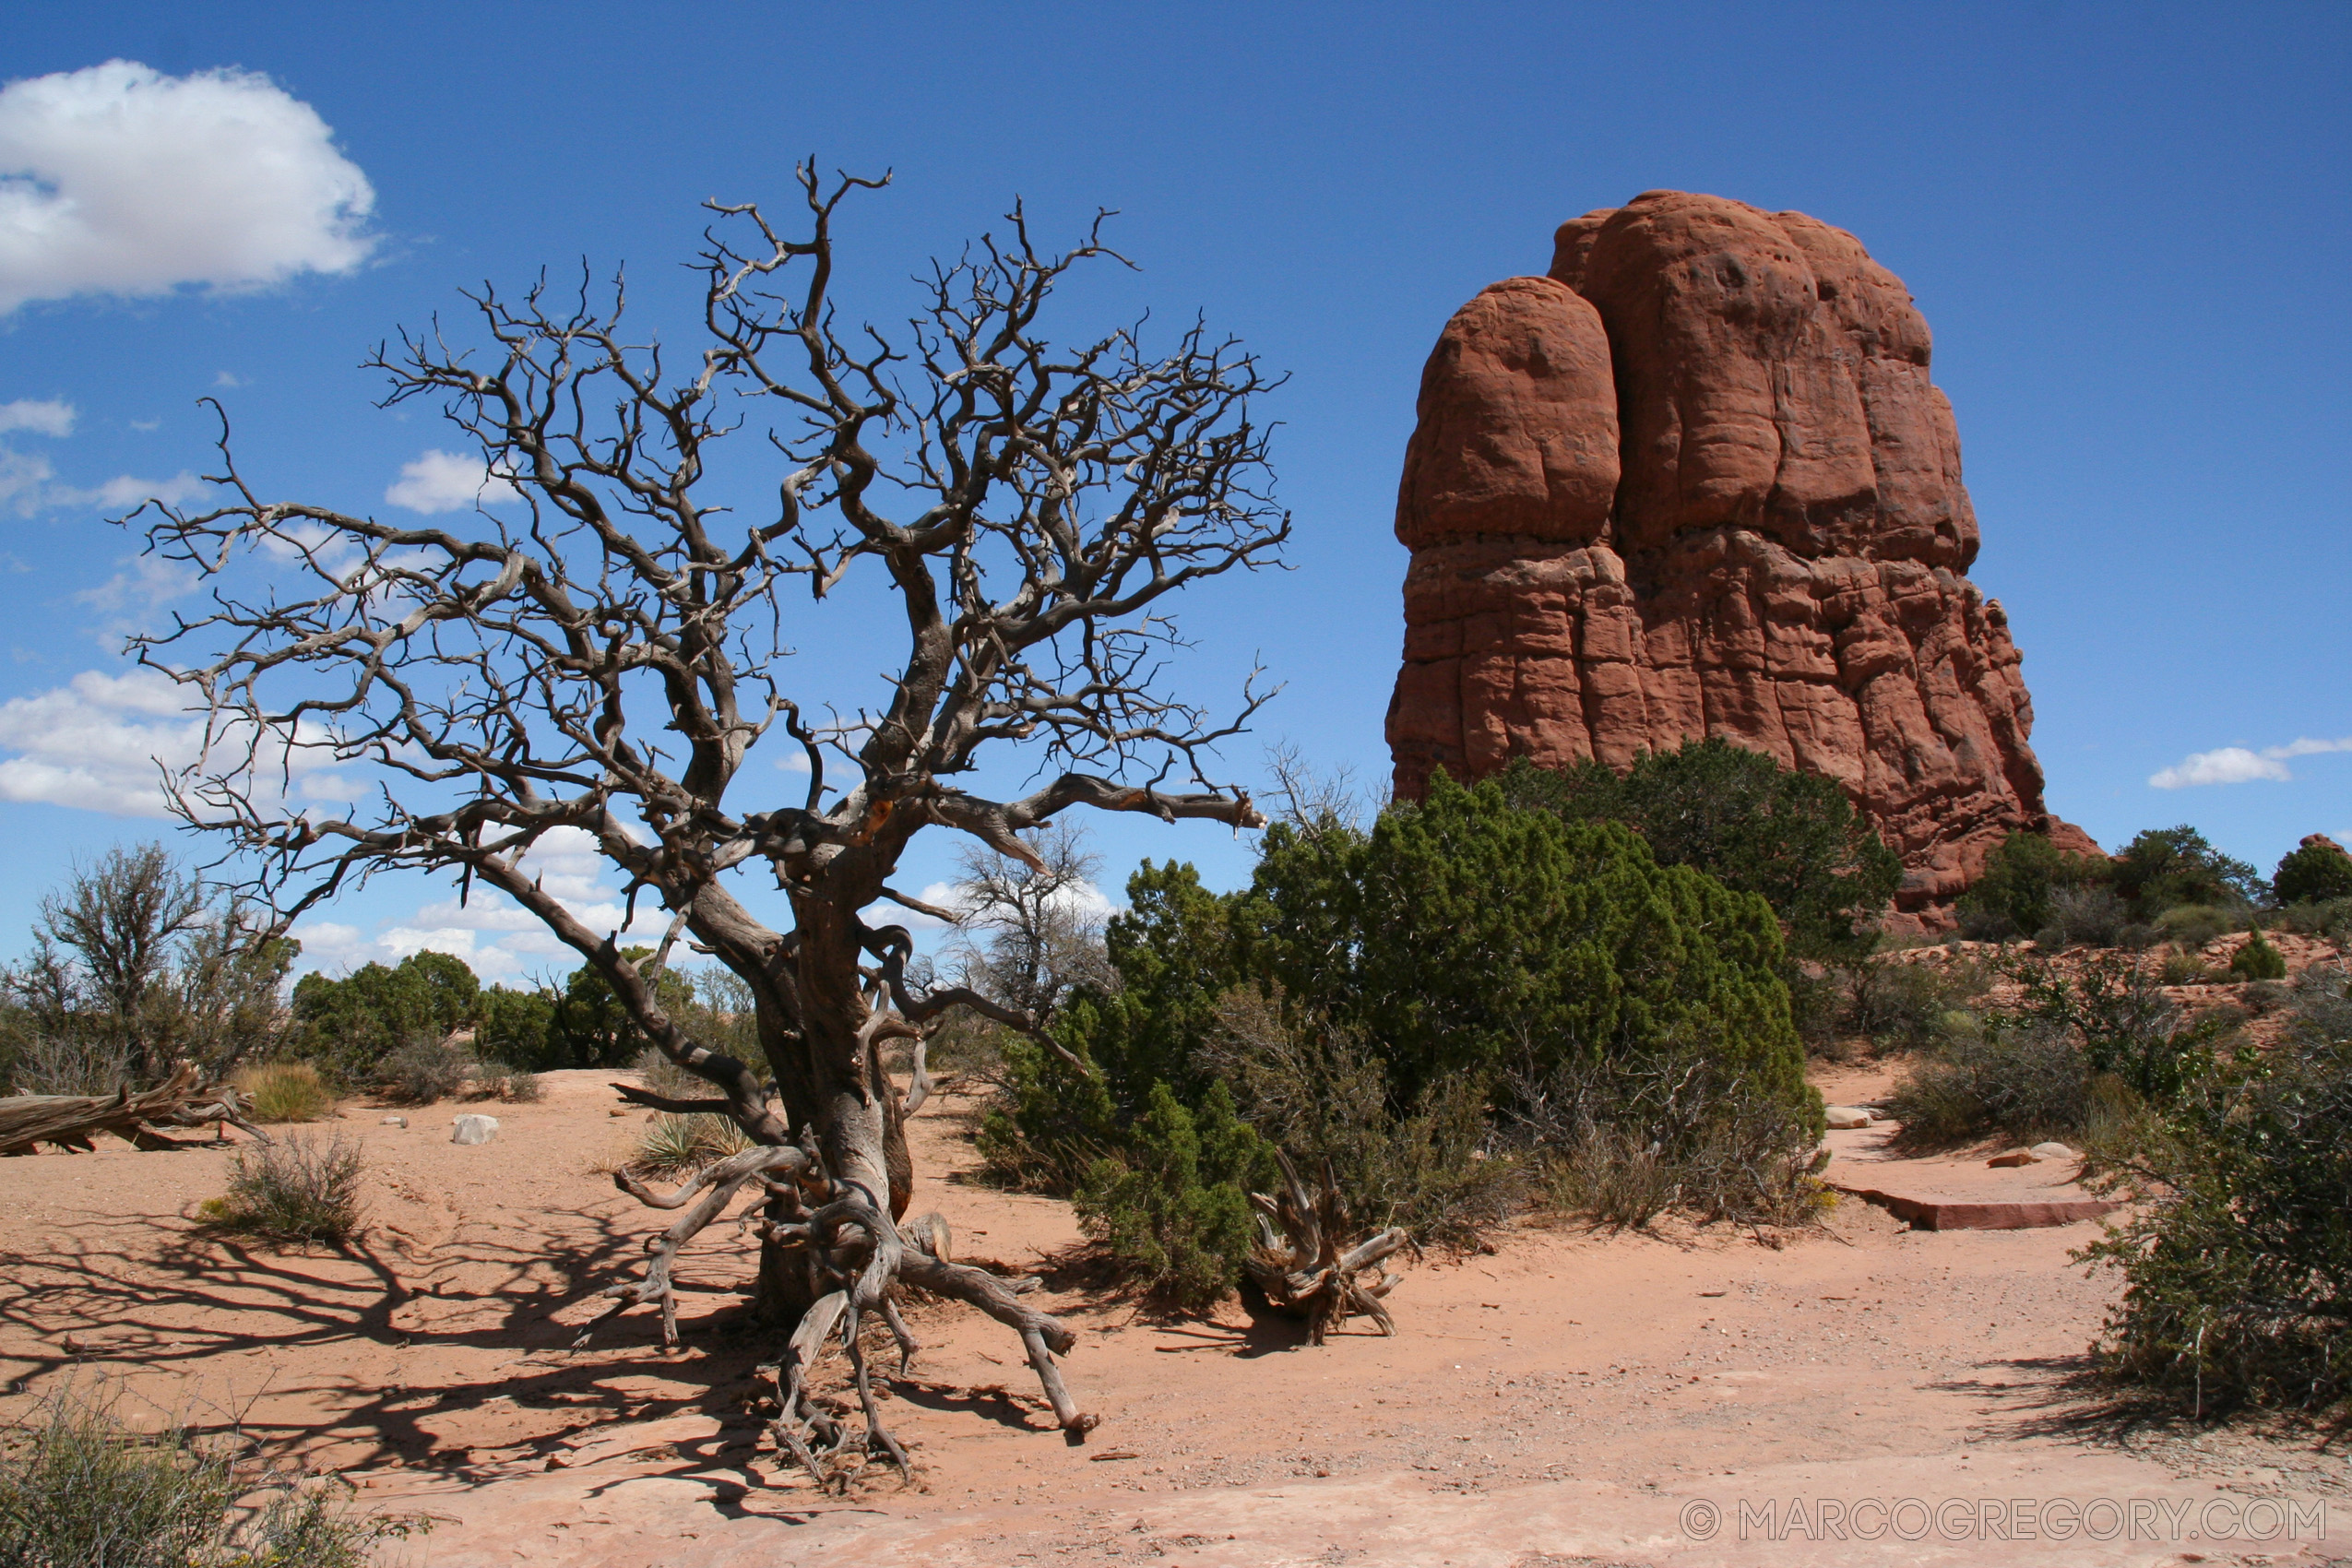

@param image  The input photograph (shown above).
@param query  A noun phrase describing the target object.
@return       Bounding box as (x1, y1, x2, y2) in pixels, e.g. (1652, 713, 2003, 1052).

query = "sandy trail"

(0, 1066, 2343, 1567)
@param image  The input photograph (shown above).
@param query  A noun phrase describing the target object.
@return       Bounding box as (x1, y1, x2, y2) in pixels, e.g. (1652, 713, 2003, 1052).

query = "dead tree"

(1246, 1153, 1407, 1345)
(129, 163, 1283, 1461)
(0, 1061, 267, 1154)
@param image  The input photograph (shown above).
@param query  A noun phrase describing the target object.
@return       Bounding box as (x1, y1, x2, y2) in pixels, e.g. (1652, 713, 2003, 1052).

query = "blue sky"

(1, 2, 2346, 978)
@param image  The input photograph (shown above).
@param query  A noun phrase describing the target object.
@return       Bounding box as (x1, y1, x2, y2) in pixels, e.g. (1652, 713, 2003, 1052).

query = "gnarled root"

(575, 1140, 1092, 1490)
(1245, 1151, 1408, 1346)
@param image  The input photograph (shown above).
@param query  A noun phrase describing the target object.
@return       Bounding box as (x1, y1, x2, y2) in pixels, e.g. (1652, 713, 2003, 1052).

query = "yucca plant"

(634, 1111, 753, 1175)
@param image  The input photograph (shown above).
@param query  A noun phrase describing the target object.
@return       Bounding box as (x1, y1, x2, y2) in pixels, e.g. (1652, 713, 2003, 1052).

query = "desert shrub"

(1201, 990, 1520, 1246)
(2271, 897, 2352, 941)
(208, 1133, 363, 1246)
(230, 1061, 334, 1123)
(2037, 885, 2129, 949)
(0, 1383, 414, 1567)
(1244, 771, 1815, 1112)
(2157, 950, 2222, 987)
(1883, 1021, 2091, 1148)
(2015, 953, 2235, 1104)
(2, 845, 300, 1090)
(468, 1061, 543, 1103)
(634, 1111, 753, 1174)
(2112, 825, 2264, 919)
(978, 858, 1247, 1192)
(497, 1064, 544, 1102)
(1491, 741, 1902, 960)
(1843, 960, 1949, 1051)
(374, 1037, 476, 1104)
(987, 772, 1819, 1292)
(2274, 836, 2352, 908)
(1072, 1081, 1265, 1307)
(2155, 904, 2236, 952)
(1544, 1124, 1680, 1229)
(2229, 927, 2287, 981)
(1520, 1045, 1830, 1229)
(1955, 830, 2114, 941)
(4, 1031, 132, 1098)
(2082, 968, 2352, 1413)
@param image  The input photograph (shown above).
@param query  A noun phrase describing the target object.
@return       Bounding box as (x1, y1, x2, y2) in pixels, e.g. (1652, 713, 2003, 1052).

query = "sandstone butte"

(1385, 189, 2098, 923)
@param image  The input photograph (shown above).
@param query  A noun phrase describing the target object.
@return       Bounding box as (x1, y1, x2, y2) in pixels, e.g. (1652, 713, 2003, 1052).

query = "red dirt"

(1, 1065, 2344, 1566)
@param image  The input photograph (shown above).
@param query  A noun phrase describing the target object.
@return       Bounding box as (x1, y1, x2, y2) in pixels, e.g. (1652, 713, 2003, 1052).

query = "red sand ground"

(1, 1061, 2346, 1567)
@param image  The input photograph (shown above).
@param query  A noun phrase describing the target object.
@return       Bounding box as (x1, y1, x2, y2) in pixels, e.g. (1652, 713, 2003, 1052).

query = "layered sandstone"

(1387, 191, 2088, 917)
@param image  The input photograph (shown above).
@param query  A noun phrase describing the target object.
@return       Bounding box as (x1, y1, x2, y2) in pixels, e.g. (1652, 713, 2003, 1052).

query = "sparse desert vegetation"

(0, 75, 2340, 1562)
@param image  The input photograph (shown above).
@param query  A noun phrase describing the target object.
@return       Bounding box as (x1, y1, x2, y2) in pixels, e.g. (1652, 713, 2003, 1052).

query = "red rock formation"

(1388, 191, 2092, 921)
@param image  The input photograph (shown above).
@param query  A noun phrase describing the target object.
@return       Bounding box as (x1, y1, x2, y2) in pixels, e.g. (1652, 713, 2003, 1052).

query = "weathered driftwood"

(0, 1061, 268, 1156)
(1246, 1152, 1408, 1345)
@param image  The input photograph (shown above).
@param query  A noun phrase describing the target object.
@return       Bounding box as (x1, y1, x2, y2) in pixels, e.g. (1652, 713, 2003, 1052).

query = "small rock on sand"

(2029, 1142, 2078, 1160)
(380, 1115, 407, 1127)
(1986, 1148, 2038, 1167)
(1823, 1106, 1873, 1129)
(451, 1114, 500, 1146)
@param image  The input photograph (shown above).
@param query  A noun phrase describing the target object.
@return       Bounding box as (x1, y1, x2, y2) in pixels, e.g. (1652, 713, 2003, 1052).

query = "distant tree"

(1491, 740, 1903, 958)
(547, 947, 693, 1069)
(2112, 826, 2266, 917)
(472, 984, 559, 1071)
(2275, 837, 2352, 907)
(2230, 927, 2288, 981)
(944, 822, 1115, 1025)
(290, 949, 480, 1081)
(3, 845, 296, 1090)
(1954, 830, 2113, 940)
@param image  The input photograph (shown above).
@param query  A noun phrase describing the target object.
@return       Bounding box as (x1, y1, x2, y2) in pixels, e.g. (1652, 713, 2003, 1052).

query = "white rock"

(450, 1113, 501, 1146)
(380, 1115, 407, 1128)
(2028, 1141, 2077, 1160)
(1823, 1106, 1873, 1130)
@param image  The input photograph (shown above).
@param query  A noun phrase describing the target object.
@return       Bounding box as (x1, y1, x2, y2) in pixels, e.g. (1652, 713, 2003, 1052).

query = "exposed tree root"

(1246, 1152, 1408, 1345)
(573, 1135, 1094, 1489)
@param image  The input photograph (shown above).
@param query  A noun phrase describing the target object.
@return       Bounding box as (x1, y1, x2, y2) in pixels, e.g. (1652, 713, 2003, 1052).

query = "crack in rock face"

(1385, 190, 2098, 923)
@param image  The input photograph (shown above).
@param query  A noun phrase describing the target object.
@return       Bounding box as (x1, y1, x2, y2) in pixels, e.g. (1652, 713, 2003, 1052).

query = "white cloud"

(386, 449, 518, 515)
(2270, 736, 2352, 761)
(0, 60, 375, 314)
(0, 664, 337, 816)
(2149, 748, 2291, 790)
(2150, 736, 2352, 789)
(0, 398, 73, 436)
(76, 554, 196, 643)
(70, 470, 206, 509)
(0, 446, 53, 516)
(0, 667, 206, 814)
(0, 453, 206, 518)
